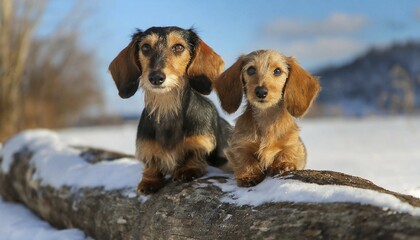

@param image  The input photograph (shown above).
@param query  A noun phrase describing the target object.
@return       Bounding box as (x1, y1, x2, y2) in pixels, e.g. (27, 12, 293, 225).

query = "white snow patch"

(122, 190, 138, 199)
(408, 188, 420, 199)
(58, 124, 137, 154)
(210, 176, 420, 216)
(0, 197, 88, 240)
(203, 166, 231, 178)
(0, 130, 142, 191)
(1, 129, 58, 173)
(116, 218, 127, 225)
(223, 214, 233, 221)
(138, 195, 150, 203)
(194, 183, 210, 188)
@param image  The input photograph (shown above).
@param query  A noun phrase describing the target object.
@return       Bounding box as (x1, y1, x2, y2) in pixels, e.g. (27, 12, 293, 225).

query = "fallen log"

(0, 130, 419, 240)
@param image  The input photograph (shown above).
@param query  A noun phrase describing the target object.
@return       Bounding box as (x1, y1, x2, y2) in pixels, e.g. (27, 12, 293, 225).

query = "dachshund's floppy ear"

(284, 57, 320, 118)
(214, 56, 244, 114)
(187, 31, 224, 95)
(108, 37, 142, 99)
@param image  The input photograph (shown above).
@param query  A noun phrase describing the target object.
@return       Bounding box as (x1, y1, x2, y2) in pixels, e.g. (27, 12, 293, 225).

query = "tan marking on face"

(138, 32, 193, 121)
(242, 50, 289, 109)
(138, 33, 159, 91)
(138, 33, 158, 68)
(165, 32, 192, 81)
(138, 32, 191, 92)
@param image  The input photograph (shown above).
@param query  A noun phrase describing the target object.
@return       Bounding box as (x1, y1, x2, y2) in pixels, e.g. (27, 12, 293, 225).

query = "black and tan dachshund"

(109, 26, 231, 194)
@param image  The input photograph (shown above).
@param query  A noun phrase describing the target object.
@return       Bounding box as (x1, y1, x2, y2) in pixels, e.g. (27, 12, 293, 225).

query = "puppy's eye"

(247, 66, 256, 76)
(141, 44, 151, 53)
(173, 44, 185, 53)
(273, 68, 282, 76)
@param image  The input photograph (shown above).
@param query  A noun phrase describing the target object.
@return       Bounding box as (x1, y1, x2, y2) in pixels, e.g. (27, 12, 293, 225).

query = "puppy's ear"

(284, 57, 320, 117)
(108, 35, 142, 99)
(187, 31, 224, 95)
(214, 57, 244, 114)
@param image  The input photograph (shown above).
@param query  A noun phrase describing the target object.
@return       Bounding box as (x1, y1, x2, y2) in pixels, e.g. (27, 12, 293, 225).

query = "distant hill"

(315, 41, 420, 116)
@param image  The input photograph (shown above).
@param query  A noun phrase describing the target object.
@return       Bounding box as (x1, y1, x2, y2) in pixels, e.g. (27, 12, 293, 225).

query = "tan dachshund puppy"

(215, 50, 320, 187)
(109, 27, 231, 194)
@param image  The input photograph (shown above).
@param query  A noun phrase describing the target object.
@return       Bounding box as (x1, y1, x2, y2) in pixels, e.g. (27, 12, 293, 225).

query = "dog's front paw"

(266, 161, 297, 176)
(235, 163, 265, 187)
(137, 179, 165, 194)
(236, 173, 266, 187)
(172, 167, 205, 183)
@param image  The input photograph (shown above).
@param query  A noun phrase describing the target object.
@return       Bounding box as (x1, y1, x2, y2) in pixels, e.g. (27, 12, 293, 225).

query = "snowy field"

(1, 116, 420, 239)
(57, 116, 420, 196)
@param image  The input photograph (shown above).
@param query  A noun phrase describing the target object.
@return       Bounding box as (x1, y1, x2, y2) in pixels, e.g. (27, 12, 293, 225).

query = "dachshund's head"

(109, 26, 224, 98)
(215, 50, 320, 118)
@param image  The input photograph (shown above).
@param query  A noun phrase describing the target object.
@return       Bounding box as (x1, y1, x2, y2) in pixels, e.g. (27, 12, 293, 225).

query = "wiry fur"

(143, 85, 183, 123)
(109, 26, 231, 194)
(215, 50, 320, 187)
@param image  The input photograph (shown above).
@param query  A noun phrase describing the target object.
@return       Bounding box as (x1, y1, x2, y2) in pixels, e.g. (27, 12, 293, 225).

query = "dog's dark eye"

(247, 66, 256, 76)
(273, 68, 282, 76)
(173, 44, 185, 53)
(141, 44, 151, 54)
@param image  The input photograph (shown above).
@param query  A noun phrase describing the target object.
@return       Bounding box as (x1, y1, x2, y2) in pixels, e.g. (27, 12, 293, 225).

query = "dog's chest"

(155, 122, 184, 149)
(137, 110, 185, 149)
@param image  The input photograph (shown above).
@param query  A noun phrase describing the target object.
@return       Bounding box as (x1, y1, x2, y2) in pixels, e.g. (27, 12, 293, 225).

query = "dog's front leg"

(172, 135, 215, 182)
(172, 150, 207, 182)
(228, 141, 265, 187)
(266, 142, 306, 176)
(137, 162, 165, 194)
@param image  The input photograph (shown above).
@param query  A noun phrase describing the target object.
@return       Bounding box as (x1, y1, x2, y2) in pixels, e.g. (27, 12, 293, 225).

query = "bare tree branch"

(0, 0, 103, 141)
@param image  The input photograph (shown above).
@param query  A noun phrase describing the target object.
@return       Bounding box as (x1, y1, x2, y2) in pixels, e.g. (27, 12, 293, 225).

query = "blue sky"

(41, 0, 420, 116)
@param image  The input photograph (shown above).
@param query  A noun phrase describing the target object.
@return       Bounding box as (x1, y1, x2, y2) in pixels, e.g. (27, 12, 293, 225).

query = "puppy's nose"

(255, 86, 268, 99)
(148, 71, 166, 86)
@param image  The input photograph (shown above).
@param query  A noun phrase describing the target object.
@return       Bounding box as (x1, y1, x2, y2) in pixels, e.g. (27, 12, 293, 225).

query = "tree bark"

(0, 146, 420, 240)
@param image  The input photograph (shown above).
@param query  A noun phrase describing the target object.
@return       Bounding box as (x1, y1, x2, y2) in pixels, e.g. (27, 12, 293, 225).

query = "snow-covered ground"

(58, 116, 420, 197)
(301, 117, 420, 197)
(0, 197, 88, 240)
(1, 116, 420, 239)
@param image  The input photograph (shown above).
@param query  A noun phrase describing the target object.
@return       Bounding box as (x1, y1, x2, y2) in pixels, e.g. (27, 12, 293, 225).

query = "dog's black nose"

(255, 86, 268, 99)
(148, 71, 166, 86)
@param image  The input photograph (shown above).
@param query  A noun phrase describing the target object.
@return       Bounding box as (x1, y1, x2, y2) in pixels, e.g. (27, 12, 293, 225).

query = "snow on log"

(0, 130, 420, 239)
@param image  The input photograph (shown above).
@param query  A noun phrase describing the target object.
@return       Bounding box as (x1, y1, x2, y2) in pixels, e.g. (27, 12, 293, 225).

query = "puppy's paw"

(236, 173, 266, 187)
(267, 161, 297, 176)
(235, 163, 265, 187)
(137, 179, 165, 194)
(172, 168, 205, 183)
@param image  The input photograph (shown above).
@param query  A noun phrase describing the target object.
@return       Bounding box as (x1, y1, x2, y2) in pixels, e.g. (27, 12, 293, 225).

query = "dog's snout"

(148, 71, 166, 86)
(255, 86, 268, 99)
